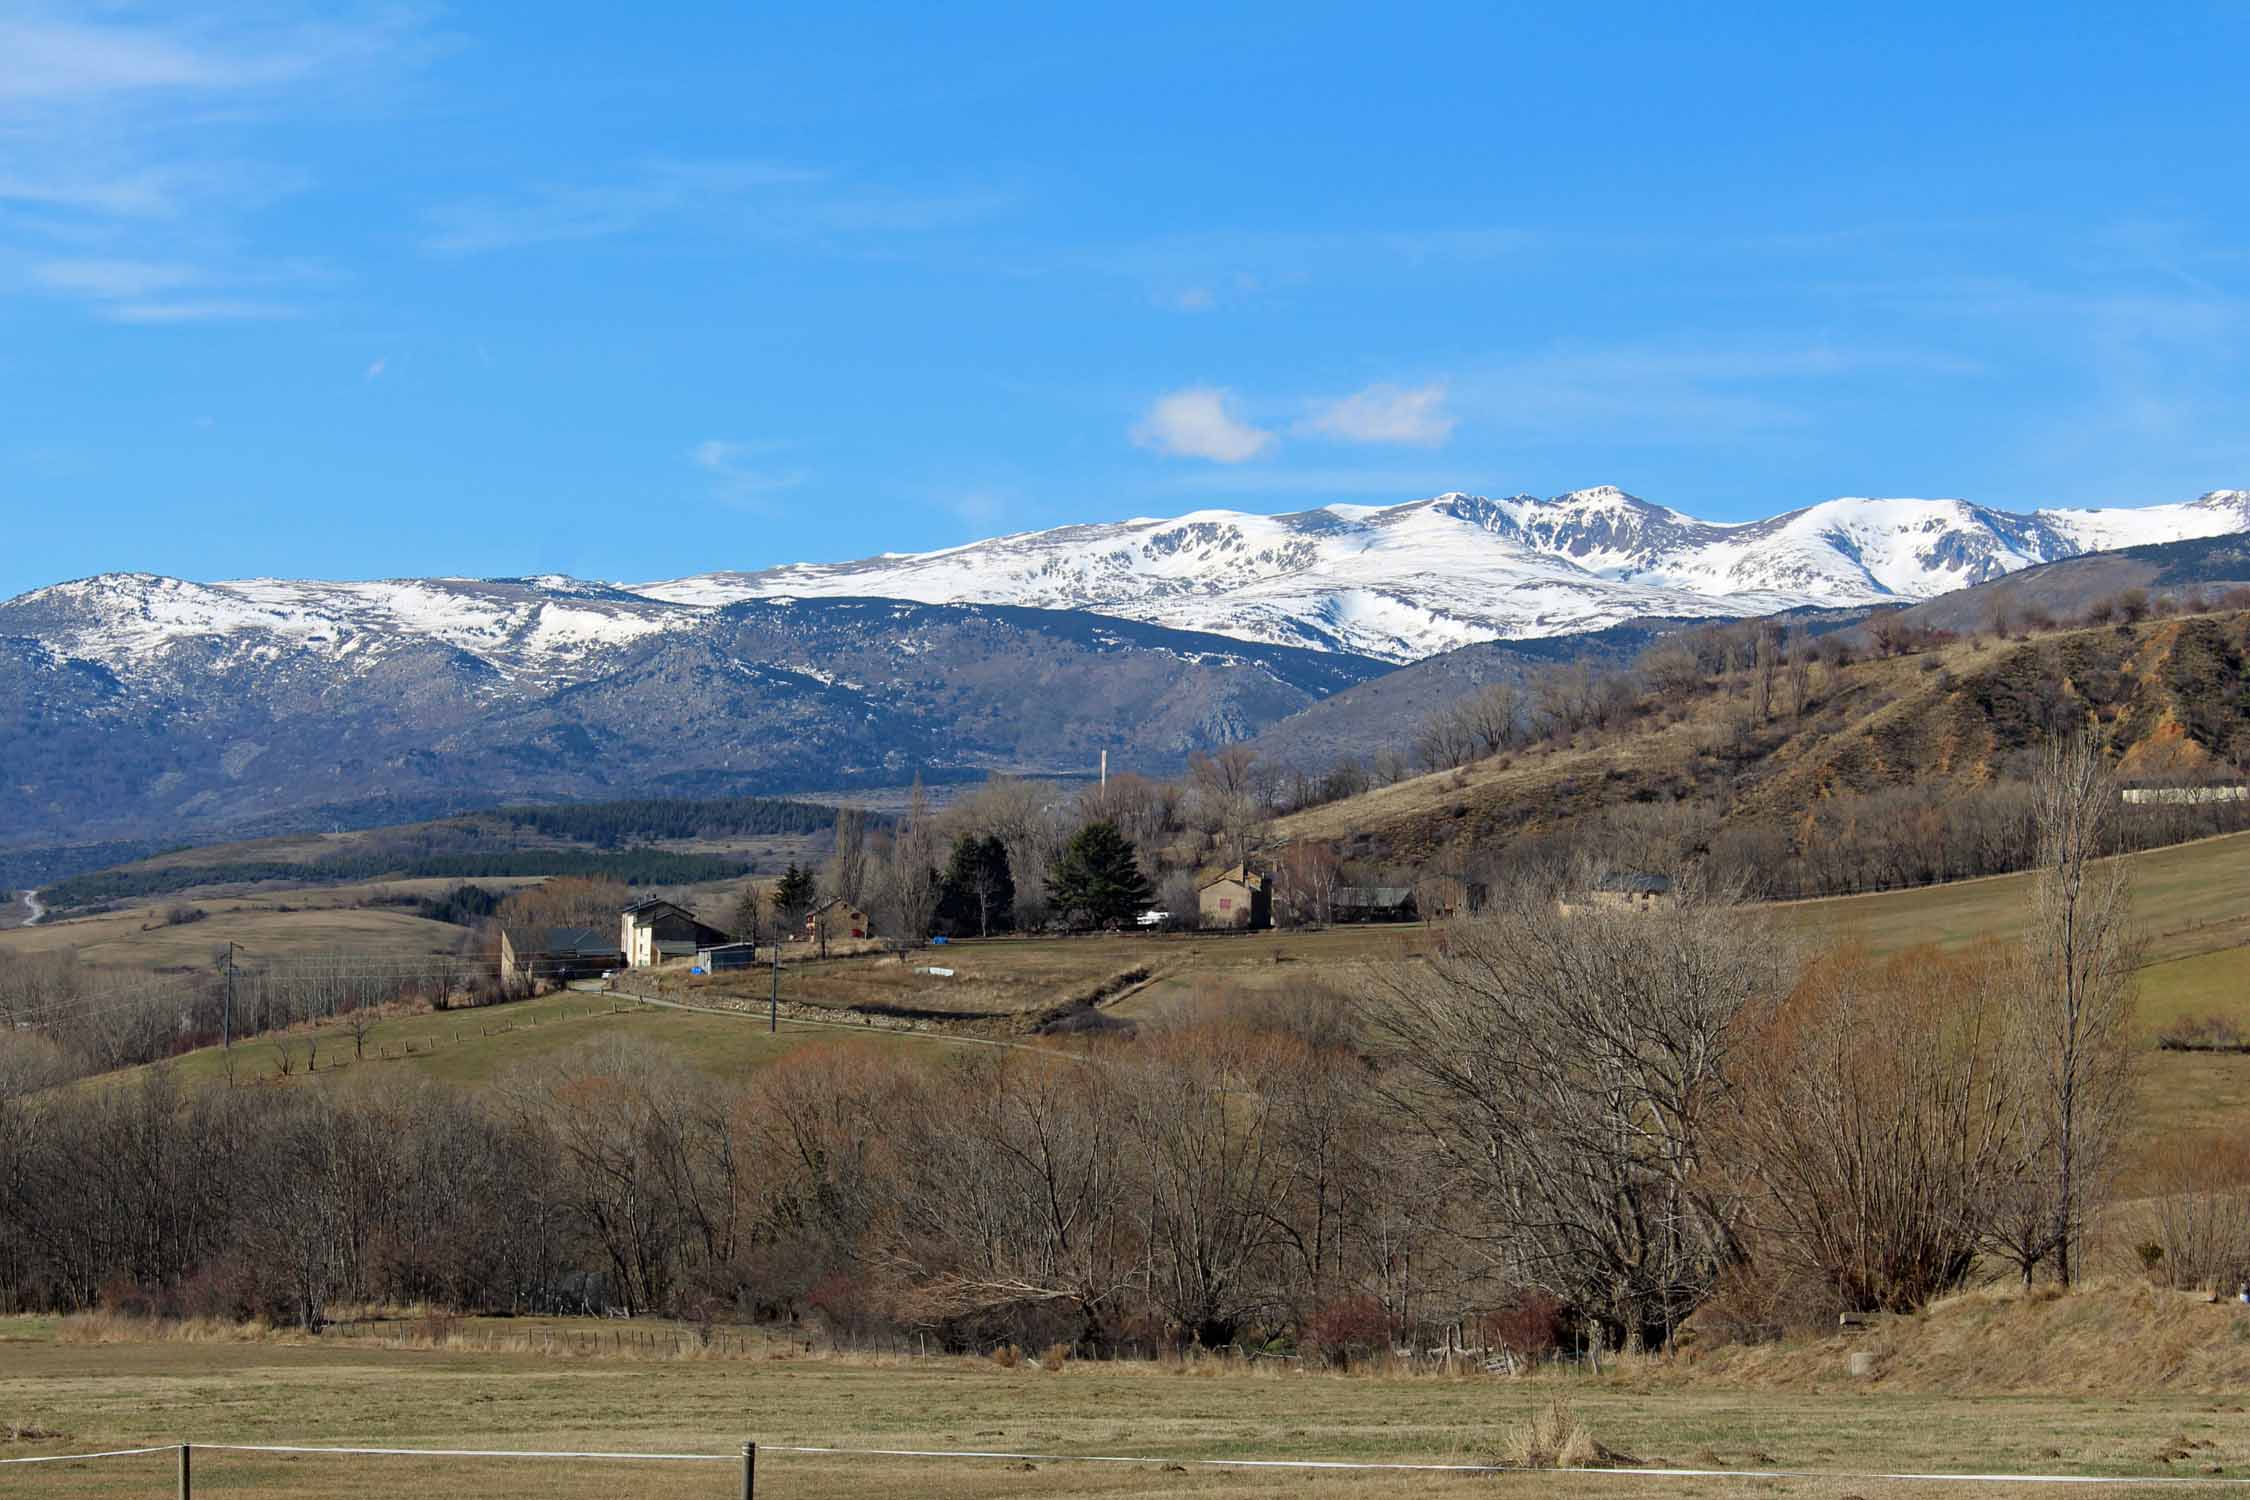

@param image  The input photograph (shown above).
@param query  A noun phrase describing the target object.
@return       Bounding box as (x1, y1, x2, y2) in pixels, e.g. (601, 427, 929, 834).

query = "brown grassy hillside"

(1277, 610, 2250, 869)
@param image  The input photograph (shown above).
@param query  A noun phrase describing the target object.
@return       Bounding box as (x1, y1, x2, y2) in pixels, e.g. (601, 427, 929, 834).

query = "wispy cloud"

(28, 258, 201, 299)
(1130, 387, 1275, 464)
(692, 438, 808, 511)
(1092, 226, 1537, 306)
(423, 161, 1003, 256)
(946, 490, 1016, 531)
(105, 298, 299, 325)
(1160, 465, 1477, 499)
(425, 161, 823, 255)
(0, 4, 430, 322)
(1300, 382, 1455, 446)
(1438, 341, 1981, 447)
(364, 357, 386, 380)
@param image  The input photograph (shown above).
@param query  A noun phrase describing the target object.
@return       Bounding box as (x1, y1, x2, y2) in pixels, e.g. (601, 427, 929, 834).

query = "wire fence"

(11, 1439, 2250, 1494)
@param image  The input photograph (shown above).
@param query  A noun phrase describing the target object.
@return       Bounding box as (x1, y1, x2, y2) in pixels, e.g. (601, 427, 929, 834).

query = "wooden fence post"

(741, 1440, 756, 1499)
(177, 1442, 191, 1500)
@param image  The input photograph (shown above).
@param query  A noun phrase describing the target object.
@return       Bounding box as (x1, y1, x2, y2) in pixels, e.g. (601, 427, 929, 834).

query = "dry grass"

(665, 928, 1420, 1028)
(0, 901, 469, 978)
(1499, 1397, 1617, 1468)
(5, 1311, 2250, 1499)
(1694, 1278, 2250, 1395)
(1774, 830, 2250, 968)
(93, 989, 932, 1093)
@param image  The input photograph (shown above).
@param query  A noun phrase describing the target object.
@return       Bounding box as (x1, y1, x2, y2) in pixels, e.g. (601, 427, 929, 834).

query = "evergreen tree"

(1044, 822, 1153, 930)
(937, 834, 1015, 937)
(769, 863, 817, 936)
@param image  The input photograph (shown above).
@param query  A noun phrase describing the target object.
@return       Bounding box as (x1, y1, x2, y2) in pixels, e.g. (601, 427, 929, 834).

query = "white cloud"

(1130, 387, 1275, 464)
(364, 357, 385, 380)
(1301, 382, 1456, 446)
(691, 438, 807, 510)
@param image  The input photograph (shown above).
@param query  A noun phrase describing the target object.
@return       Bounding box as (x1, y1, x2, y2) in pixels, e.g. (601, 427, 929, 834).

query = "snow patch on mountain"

(5, 487, 2246, 676)
(635, 487, 2250, 661)
(3, 573, 686, 682)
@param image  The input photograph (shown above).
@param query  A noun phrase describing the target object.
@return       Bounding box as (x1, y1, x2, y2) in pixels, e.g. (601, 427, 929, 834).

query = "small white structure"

(2122, 785, 2249, 806)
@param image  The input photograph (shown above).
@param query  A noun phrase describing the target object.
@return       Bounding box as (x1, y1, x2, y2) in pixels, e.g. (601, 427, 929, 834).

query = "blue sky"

(5, 3, 2249, 597)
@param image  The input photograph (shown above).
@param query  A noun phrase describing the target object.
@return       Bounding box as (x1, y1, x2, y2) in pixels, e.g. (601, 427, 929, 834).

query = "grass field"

(0, 903, 468, 976)
(1774, 830, 2250, 968)
(0, 878, 544, 981)
(662, 927, 1424, 1029)
(101, 988, 938, 1093)
(5, 1307, 2249, 1500)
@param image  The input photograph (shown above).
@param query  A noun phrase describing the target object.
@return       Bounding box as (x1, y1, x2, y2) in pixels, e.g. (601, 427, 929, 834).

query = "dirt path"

(22, 888, 44, 926)
(630, 990, 1067, 1057)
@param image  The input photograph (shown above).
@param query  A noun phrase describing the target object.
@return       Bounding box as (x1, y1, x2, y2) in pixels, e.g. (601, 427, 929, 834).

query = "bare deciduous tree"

(1371, 873, 1796, 1350)
(876, 778, 942, 946)
(822, 807, 870, 909)
(1727, 943, 2016, 1313)
(1784, 624, 1813, 719)
(1991, 730, 2141, 1286)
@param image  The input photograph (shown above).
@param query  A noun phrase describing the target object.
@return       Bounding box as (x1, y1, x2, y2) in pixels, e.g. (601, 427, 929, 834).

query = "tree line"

(43, 848, 751, 913)
(0, 735, 2182, 1355)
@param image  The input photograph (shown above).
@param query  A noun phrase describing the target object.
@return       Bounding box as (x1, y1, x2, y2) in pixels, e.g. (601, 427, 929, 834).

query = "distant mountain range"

(0, 590, 1383, 853)
(637, 487, 2250, 661)
(3, 485, 2247, 859)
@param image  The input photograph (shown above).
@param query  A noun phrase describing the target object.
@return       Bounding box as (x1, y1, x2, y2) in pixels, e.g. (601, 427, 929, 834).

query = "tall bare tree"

(1992, 730, 2141, 1285)
(878, 778, 942, 946)
(822, 807, 870, 909)
(1784, 624, 1813, 719)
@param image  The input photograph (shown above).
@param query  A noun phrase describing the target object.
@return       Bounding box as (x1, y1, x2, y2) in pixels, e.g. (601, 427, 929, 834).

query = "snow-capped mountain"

(4, 484, 2247, 855)
(6, 489, 2246, 681)
(637, 487, 2250, 661)
(0, 573, 689, 687)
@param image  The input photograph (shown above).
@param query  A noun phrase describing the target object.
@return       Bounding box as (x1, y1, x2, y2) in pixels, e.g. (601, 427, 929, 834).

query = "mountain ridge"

(12, 487, 2247, 674)
(640, 485, 2250, 661)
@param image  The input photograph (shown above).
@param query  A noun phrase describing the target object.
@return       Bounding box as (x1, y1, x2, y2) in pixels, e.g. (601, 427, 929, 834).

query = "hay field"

(669, 928, 1421, 1027)
(0, 902, 470, 977)
(3, 1309, 2246, 1500)
(1773, 829, 2250, 966)
(99, 989, 934, 1093)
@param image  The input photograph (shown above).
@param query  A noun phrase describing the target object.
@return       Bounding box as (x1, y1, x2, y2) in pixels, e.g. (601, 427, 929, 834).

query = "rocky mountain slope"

(0, 589, 1382, 851)
(639, 487, 2250, 661)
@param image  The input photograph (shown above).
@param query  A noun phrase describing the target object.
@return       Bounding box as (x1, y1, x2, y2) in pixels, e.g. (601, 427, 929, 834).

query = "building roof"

(1334, 886, 1414, 906)
(1198, 863, 1265, 893)
(502, 925, 622, 959)
(1594, 872, 1673, 895)
(621, 897, 695, 925)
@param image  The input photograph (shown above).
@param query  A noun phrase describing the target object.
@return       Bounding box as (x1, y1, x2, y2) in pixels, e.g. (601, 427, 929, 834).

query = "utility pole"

(224, 943, 236, 1049)
(769, 943, 779, 1034)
